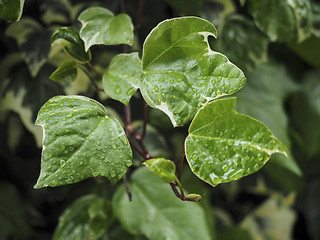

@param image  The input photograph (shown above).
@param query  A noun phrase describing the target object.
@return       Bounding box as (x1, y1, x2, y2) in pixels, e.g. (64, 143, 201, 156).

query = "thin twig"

(123, 175, 132, 201)
(87, 62, 103, 80)
(80, 65, 104, 92)
(134, 0, 146, 33)
(178, 144, 185, 181)
(140, 100, 148, 140)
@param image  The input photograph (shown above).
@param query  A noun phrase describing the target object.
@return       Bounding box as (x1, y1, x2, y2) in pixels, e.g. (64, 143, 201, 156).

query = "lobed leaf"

(140, 17, 246, 127)
(34, 95, 132, 188)
(143, 158, 177, 183)
(112, 168, 213, 240)
(78, 6, 134, 51)
(0, 0, 25, 22)
(103, 53, 142, 105)
(185, 97, 288, 187)
(50, 61, 78, 83)
(51, 27, 91, 63)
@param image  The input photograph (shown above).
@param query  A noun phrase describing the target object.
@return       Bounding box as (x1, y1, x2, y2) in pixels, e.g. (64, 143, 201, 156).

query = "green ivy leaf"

(0, 0, 25, 22)
(112, 168, 213, 240)
(140, 17, 246, 127)
(5, 18, 52, 77)
(78, 6, 134, 51)
(143, 158, 177, 183)
(103, 53, 142, 105)
(53, 194, 112, 240)
(216, 15, 269, 72)
(185, 97, 288, 187)
(34, 95, 132, 188)
(51, 27, 91, 63)
(249, 0, 312, 42)
(50, 61, 78, 83)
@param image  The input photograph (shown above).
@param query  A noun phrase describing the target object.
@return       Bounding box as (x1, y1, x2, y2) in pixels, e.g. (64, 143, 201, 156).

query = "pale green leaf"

(34, 95, 132, 188)
(112, 168, 213, 240)
(185, 97, 288, 187)
(51, 27, 91, 63)
(217, 15, 269, 72)
(143, 158, 177, 183)
(50, 61, 78, 83)
(78, 7, 134, 51)
(249, 0, 295, 42)
(0, 0, 25, 22)
(5, 18, 52, 77)
(103, 53, 142, 105)
(53, 194, 112, 240)
(140, 17, 246, 127)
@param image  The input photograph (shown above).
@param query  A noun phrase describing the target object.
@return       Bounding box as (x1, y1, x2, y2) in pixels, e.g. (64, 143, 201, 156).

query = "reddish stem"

(178, 144, 185, 181)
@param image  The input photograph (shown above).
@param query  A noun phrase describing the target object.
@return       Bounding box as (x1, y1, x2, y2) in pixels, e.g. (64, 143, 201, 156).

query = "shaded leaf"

(103, 53, 142, 105)
(217, 15, 269, 72)
(166, 0, 204, 15)
(311, 1, 320, 38)
(143, 158, 177, 183)
(50, 61, 78, 83)
(34, 95, 132, 188)
(53, 194, 112, 240)
(78, 6, 134, 51)
(185, 97, 287, 187)
(51, 26, 91, 63)
(140, 17, 246, 127)
(0, 0, 25, 22)
(112, 168, 213, 240)
(6, 18, 52, 77)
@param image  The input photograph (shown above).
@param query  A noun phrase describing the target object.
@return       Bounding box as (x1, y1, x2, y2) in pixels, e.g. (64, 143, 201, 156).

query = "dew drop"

(52, 133, 56, 137)
(177, 78, 182, 82)
(125, 160, 132, 167)
(115, 88, 121, 94)
(222, 165, 229, 173)
(227, 140, 234, 146)
(60, 160, 66, 168)
(258, 154, 264, 161)
(112, 144, 117, 150)
(254, 163, 260, 171)
(170, 86, 174, 91)
(192, 154, 198, 160)
(169, 79, 174, 84)
(161, 92, 166, 98)
(110, 170, 116, 178)
(66, 113, 72, 118)
(154, 86, 159, 92)
(157, 98, 162, 103)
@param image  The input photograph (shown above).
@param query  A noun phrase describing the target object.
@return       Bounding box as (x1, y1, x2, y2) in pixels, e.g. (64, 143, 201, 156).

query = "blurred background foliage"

(0, 0, 320, 239)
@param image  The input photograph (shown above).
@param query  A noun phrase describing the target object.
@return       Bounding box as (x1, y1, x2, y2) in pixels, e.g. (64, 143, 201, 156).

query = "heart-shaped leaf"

(50, 61, 78, 83)
(78, 7, 134, 51)
(185, 97, 288, 187)
(34, 95, 132, 188)
(103, 53, 142, 105)
(140, 17, 246, 127)
(143, 158, 177, 183)
(51, 27, 91, 63)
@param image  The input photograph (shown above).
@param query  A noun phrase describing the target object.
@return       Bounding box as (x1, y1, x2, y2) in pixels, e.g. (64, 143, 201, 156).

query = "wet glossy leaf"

(140, 17, 246, 127)
(34, 95, 132, 188)
(217, 15, 269, 72)
(249, 0, 312, 42)
(50, 61, 78, 83)
(143, 158, 177, 183)
(112, 168, 213, 240)
(51, 27, 91, 63)
(53, 194, 112, 240)
(185, 97, 288, 187)
(6, 18, 52, 77)
(103, 53, 142, 105)
(0, 0, 25, 22)
(78, 6, 134, 51)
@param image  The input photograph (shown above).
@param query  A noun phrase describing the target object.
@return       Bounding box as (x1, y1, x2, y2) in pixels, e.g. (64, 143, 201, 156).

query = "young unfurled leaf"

(103, 53, 142, 105)
(50, 61, 78, 83)
(51, 27, 91, 63)
(0, 0, 25, 22)
(78, 7, 134, 51)
(53, 194, 112, 240)
(143, 158, 177, 183)
(34, 95, 132, 188)
(140, 17, 246, 127)
(185, 97, 288, 187)
(112, 168, 213, 240)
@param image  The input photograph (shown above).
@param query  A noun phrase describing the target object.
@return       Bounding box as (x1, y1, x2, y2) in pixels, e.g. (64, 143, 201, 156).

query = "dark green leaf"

(53, 194, 112, 240)
(6, 18, 52, 77)
(185, 97, 288, 187)
(51, 27, 91, 63)
(34, 95, 132, 188)
(166, 0, 204, 15)
(112, 168, 213, 240)
(217, 15, 269, 72)
(78, 6, 134, 51)
(141, 17, 246, 127)
(311, 2, 320, 38)
(103, 53, 142, 105)
(0, 0, 25, 22)
(50, 61, 78, 83)
(143, 158, 177, 183)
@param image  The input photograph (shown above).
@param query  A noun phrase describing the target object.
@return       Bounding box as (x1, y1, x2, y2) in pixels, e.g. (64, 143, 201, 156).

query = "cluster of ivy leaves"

(1, 0, 320, 240)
